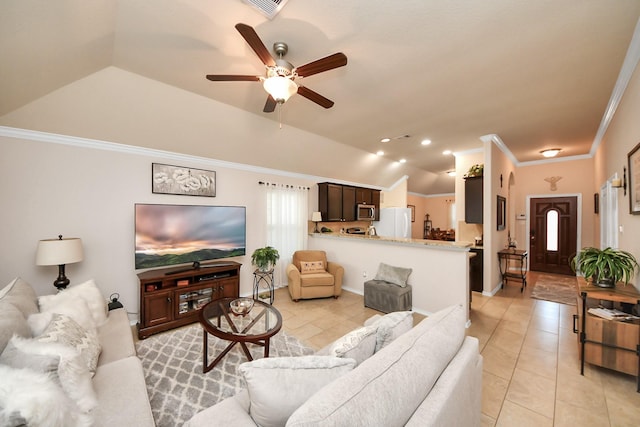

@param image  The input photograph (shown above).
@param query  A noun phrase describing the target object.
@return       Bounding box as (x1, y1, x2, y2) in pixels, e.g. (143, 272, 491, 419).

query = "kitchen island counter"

(308, 233, 473, 322)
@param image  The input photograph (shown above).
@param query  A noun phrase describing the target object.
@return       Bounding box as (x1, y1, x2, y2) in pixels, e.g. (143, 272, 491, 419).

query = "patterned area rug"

(136, 324, 314, 427)
(531, 274, 578, 305)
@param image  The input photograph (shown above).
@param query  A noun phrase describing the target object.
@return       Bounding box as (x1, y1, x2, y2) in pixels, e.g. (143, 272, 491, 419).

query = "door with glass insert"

(529, 196, 577, 275)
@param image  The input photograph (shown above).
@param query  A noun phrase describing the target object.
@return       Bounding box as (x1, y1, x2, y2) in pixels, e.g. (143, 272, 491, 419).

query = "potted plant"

(464, 164, 484, 178)
(251, 246, 280, 272)
(570, 247, 639, 288)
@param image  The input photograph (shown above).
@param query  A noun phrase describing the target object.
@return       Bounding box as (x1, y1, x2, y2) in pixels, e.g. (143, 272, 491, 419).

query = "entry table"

(497, 249, 528, 292)
(253, 269, 275, 304)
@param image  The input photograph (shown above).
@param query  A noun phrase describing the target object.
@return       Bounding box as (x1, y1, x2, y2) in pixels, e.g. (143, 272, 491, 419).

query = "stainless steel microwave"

(357, 204, 375, 221)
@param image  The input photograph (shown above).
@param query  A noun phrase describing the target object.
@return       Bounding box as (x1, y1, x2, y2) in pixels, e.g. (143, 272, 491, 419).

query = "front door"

(529, 196, 578, 275)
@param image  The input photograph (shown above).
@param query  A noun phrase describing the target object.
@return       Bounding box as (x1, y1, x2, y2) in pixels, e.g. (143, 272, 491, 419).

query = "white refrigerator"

(373, 207, 412, 238)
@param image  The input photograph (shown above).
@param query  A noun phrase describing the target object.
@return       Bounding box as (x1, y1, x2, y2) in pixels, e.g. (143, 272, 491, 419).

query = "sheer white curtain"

(263, 183, 309, 286)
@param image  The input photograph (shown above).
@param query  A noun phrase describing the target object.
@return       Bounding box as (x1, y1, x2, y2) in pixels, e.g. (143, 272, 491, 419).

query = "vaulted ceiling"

(2, 1, 639, 194)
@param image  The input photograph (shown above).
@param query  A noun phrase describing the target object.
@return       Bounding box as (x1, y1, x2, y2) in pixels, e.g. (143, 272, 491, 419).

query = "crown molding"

(591, 17, 640, 156)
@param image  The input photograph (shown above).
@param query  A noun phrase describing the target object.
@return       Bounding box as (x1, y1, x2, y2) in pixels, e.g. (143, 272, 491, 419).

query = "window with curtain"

(262, 183, 309, 286)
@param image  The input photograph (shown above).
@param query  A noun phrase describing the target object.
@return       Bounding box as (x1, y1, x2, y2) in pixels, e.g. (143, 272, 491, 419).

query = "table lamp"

(311, 212, 322, 233)
(36, 235, 84, 290)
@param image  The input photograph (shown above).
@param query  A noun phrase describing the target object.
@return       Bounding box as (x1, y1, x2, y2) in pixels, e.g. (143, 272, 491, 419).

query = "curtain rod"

(258, 181, 310, 190)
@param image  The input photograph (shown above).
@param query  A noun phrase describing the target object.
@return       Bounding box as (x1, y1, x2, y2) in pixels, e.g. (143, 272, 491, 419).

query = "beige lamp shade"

(36, 237, 84, 266)
(311, 212, 322, 222)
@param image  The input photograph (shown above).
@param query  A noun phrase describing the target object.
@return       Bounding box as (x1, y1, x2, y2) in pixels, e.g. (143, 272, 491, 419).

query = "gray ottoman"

(364, 280, 412, 313)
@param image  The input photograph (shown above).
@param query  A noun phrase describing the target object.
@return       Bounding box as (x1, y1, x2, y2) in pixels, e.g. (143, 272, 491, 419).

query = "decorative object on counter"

(311, 211, 322, 233)
(35, 235, 84, 290)
(320, 226, 332, 233)
(230, 297, 254, 315)
(571, 247, 639, 288)
(251, 246, 280, 272)
(543, 175, 562, 191)
(629, 141, 640, 214)
(464, 164, 483, 178)
(152, 163, 216, 197)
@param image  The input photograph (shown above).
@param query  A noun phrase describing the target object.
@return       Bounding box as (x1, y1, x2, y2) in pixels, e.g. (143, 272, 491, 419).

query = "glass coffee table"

(199, 297, 282, 373)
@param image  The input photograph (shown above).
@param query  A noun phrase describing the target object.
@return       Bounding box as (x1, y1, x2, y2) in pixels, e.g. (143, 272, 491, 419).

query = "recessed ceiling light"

(442, 150, 452, 155)
(399, 158, 407, 163)
(421, 139, 432, 146)
(447, 170, 456, 177)
(376, 150, 384, 156)
(541, 148, 561, 158)
(380, 137, 391, 143)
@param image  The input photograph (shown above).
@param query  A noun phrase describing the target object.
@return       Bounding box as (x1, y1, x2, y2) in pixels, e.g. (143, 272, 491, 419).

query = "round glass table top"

(200, 297, 282, 340)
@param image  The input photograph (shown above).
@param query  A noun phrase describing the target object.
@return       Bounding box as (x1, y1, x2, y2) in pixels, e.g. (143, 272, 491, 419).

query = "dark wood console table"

(137, 261, 241, 339)
(497, 249, 528, 292)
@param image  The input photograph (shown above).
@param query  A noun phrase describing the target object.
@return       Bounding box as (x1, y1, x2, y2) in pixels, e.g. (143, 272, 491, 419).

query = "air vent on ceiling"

(242, 0, 289, 19)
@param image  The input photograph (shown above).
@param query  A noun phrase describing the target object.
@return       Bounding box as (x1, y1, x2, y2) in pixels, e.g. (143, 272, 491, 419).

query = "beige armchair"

(286, 250, 344, 301)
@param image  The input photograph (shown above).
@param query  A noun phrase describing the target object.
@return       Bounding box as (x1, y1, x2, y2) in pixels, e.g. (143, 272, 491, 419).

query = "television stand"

(137, 261, 241, 339)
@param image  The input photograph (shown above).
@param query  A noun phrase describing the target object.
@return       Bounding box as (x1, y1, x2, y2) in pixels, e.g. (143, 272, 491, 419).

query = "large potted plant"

(571, 247, 639, 288)
(251, 246, 280, 272)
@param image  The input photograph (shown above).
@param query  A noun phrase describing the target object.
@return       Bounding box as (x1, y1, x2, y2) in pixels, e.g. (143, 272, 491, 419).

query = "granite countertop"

(310, 232, 474, 251)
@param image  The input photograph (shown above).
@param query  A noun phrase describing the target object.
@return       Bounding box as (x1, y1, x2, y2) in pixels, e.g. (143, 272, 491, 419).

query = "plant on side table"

(571, 246, 639, 288)
(251, 246, 280, 272)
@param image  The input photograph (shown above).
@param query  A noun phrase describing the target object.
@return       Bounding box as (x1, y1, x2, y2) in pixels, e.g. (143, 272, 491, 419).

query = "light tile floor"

(272, 272, 640, 426)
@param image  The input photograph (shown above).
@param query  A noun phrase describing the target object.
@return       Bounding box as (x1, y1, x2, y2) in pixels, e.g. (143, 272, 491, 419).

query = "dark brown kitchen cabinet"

(464, 176, 483, 224)
(356, 188, 372, 204)
(319, 183, 379, 222)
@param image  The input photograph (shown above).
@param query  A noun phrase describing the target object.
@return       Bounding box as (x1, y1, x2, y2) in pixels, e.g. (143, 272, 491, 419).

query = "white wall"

(0, 133, 317, 321)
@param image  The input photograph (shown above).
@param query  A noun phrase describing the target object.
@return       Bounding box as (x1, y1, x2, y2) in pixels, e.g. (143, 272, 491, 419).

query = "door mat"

(530, 274, 578, 306)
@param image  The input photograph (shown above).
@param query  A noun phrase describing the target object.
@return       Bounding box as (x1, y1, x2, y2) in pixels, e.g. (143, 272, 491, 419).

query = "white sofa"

(0, 278, 154, 426)
(186, 304, 483, 426)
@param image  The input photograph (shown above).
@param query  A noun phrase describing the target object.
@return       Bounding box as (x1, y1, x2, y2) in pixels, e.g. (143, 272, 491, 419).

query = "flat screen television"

(135, 204, 246, 270)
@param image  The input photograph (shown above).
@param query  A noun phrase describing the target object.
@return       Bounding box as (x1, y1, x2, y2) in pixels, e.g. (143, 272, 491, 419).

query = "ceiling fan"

(206, 23, 347, 113)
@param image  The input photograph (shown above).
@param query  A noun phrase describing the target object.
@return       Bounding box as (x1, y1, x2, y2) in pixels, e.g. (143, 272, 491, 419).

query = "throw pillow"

(374, 262, 413, 287)
(37, 313, 102, 376)
(0, 277, 17, 299)
(2, 335, 98, 414)
(39, 279, 107, 328)
(38, 294, 97, 334)
(0, 365, 92, 427)
(328, 325, 377, 365)
(0, 277, 38, 317)
(239, 356, 356, 427)
(368, 311, 413, 352)
(300, 260, 325, 274)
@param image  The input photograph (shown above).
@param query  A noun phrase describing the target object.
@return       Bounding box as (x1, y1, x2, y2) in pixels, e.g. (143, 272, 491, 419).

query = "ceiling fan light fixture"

(447, 170, 456, 176)
(263, 76, 298, 103)
(541, 148, 561, 158)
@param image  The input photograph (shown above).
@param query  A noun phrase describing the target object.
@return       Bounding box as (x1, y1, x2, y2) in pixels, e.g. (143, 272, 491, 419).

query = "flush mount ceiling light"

(541, 148, 561, 158)
(447, 170, 456, 177)
(380, 137, 391, 143)
(376, 150, 384, 156)
(421, 139, 432, 146)
(399, 159, 407, 163)
(442, 150, 452, 155)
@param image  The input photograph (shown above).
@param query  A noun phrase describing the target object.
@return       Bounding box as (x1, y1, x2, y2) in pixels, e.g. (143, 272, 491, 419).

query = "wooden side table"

(253, 269, 275, 304)
(576, 284, 640, 392)
(497, 249, 528, 292)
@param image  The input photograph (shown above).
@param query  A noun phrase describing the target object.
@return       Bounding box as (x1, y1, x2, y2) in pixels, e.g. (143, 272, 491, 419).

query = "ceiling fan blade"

(295, 53, 347, 77)
(297, 86, 335, 109)
(206, 75, 260, 82)
(235, 23, 276, 67)
(263, 95, 277, 113)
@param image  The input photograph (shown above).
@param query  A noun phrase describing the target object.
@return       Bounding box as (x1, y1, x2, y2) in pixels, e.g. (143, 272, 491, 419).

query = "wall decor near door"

(152, 163, 216, 197)
(497, 196, 506, 231)
(628, 142, 640, 214)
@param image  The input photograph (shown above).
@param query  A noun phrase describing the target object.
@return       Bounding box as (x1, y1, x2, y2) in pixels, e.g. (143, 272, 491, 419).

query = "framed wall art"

(629, 142, 640, 214)
(152, 163, 216, 197)
(497, 195, 506, 231)
(408, 204, 416, 222)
